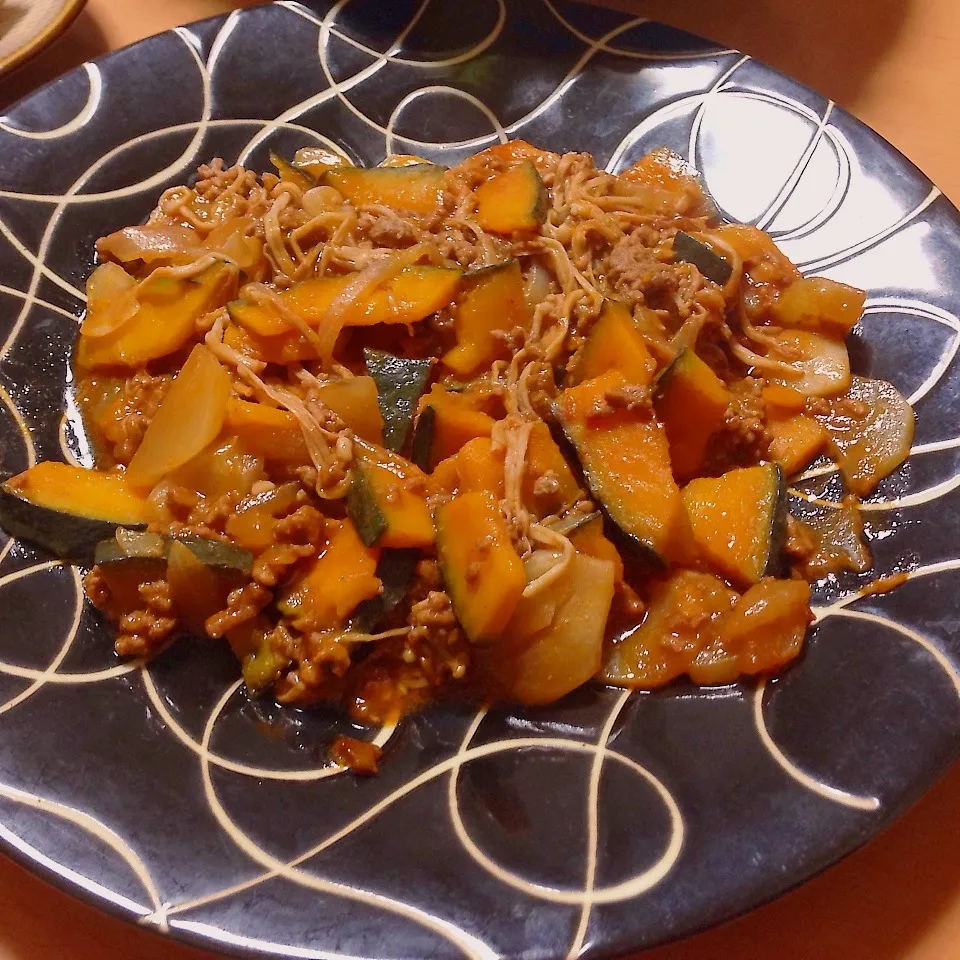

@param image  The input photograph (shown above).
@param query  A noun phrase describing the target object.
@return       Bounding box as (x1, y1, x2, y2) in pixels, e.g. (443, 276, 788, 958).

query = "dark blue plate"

(0, 2, 957, 958)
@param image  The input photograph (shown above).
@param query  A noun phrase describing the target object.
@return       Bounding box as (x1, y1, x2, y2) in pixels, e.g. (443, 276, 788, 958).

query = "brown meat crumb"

(205, 583, 271, 638)
(703, 376, 769, 473)
(114, 580, 177, 657)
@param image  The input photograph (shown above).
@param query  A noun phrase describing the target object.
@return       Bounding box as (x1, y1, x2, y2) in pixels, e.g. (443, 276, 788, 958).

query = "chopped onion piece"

(80, 262, 140, 338)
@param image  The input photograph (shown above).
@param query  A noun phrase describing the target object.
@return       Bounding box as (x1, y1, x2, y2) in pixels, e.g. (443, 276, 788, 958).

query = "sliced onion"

(97, 223, 203, 264)
(80, 262, 140, 338)
(293, 145, 351, 179)
(817, 376, 915, 495)
(302, 186, 347, 217)
(314, 244, 431, 362)
(763, 329, 851, 397)
(205, 217, 262, 272)
(523, 258, 554, 308)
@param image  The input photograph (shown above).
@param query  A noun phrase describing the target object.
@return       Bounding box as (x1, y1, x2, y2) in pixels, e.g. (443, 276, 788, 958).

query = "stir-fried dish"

(0, 141, 915, 771)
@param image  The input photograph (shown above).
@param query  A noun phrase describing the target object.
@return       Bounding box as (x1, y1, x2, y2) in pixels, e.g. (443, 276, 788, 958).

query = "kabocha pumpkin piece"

(434, 490, 526, 644)
(277, 518, 381, 632)
(619, 147, 709, 215)
(351, 548, 420, 633)
(555, 370, 696, 566)
(225, 399, 310, 464)
(427, 437, 505, 501)
(76, 264, 235, 369)
(321, 164, 446, 214)
(764, 329, 851, 397)
(315, 375, 385, 445)
(363, 349, 433, 453)
(772, 276, 866, 339)
(521, 420, 582, 518)
(713, 223, 801, 285)
(292, 145, 349, 180)
(93, 532, 253, 573)
(474, 160, 548, 234)
(347, 455, 434, 549)
(672, 231, 733, 285)
(816, 376, 914, 495)
(762, 384, 808, 416)
(126, 344, 232, 490)
(225, 483, 301, 552)
(766, 414, 827, 476)
(228, 265, 462, 338)
(653, 348, 730, 481)
(410, 384, 496, 470)
(490, 553, 615, 706)
(575, 300, 657, 386)
(682, 462, 787, 587)
(0, 462, 148, 563)
(442, 260, 531, 376)
(92, 530, 251, 622)
(600, 570, 737, 688)
(270, 151, 316, 192)
(568, 514, 624, 585)
(166, 539, 236, 635)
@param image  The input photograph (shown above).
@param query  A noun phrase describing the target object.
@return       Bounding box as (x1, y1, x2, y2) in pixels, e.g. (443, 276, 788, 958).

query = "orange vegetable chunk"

(225, 399, 309, 464)
(576, 300, 657, 386)
(767, 414, 827, 476)
(3, 462, 148, 525)
(474, 160, 547, 234)
(76, 265, 235, 369)
(555, 371, 695, 564)
(442, 260, 532, 376)
(600, 570, 737, 688)
(654, 348, 730, 480)
(435, 490, 525, 643)
(322, 164, 446, 214)
(228, 266, 461, 339)
(277, 519, 381, 632)
(682, 463, 786, 587)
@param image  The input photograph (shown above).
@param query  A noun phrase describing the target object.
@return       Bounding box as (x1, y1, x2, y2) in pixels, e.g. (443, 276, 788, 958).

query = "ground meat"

(409, 558, 443, 603)
(357, 208, 422, 248)
(408, 591, 458, 635)
(83, 566, 111, 610)
(252, 543, 315, 587)
(205, 582, 272, 638)
(604, 383, 652, 412)
(605, 232, 679, 309)
(329, 736, 382, 775)
(533, 470, 560, 497)
(702, 376, 769, 473)
(806, 395, 870, 420)
(115, 580, 177, 657)
(91, 371, 170, 465)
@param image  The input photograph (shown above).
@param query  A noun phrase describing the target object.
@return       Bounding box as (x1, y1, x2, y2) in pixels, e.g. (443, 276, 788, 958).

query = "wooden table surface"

(1, 1, 959, 958)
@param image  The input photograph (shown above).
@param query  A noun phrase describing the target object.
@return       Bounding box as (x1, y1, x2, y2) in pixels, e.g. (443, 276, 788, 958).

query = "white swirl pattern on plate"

(0, 3, 956, 958)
